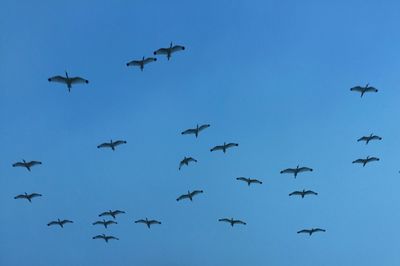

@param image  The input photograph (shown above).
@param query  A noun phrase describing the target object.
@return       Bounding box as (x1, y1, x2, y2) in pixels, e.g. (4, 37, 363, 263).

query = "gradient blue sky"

(1, 1, 400, 265)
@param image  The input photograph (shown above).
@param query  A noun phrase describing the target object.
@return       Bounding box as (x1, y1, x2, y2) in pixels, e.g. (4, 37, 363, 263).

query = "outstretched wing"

(154, 48, 169, 55)
(61, 220, 73, 225)
(27, 161, 42, 167)
(357, 136, 369, 142)
(47, 221, 58, 226)
(143, 57, 157, 64)
(114, 210, 125, 215)
(108, 236, 119, 240)
(126, 60, 142, 67)
(236, 177, 249, 182)
(233, 220, 246, 225)
(135, 219, 147, 224)
(289, 191, 302, 196)
(371, 135, 382, 140)
(171, 45, 185, 53)
(304, 190, 318, 195)
(113, 140, 127, 146)
(176, 194, 189, 201)
(218, 218, 231, 223)
(350, 86, 364, 92)
(365, 86, 378, 93)
(48, 76, 67, 84)
(226, 143, 239, 148)
(198, 124, 210, 131)
(97, 143, 111, 149)
(12, 162, 25, 167)
(181, 128, 196, 135)
(14, 194, 27, 199)
(280, 168, 295, 174)
(298, 167, 313, 173)
(29, 193, 42, 198)
(149, 220, 161, 225)
(92, 221, 103, 226)
(191, 190, 203, 196)
(352, 159, 365, 164)
(250, 179, 262, 184)
(187, 157, 197, 163)
(368, 157, 380, 162)
(93, 235, 105, 240)
(313, 228, 326, 233)
(210, 145, 223, 152)
(70, 77, 89, 84)
(99, 211, 110, 217)
(297, 229, 311, 234)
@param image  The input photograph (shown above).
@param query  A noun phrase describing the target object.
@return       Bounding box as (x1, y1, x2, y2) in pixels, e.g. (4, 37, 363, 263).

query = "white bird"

(92, 234, 119, 243)
(297, 228, 326, 235)
(48, 72, 89, 92)
(14, 192, 42, 202)
(134, 218, 161, 229)
(357, 134, 382, 144)
(236, 177, 262, 186)
(97, 140, 127, 151)
(47, 219, 73, 228)
(181, 124, 210, 138)
(99, 210, 126, 219)
(92, 219, 117, 228)
(289, 190, 318, 198)
(218, 218, 246, 227)
(153, 42, 185, 60)
(126, 56, 157, 71)
(176, 190, 203, 201)
(350, 83, 378, 97)
(210, 142, 239, 153)
(12, 160, 42, 172)
(352, 156, 380, 167)
(280, 165, 313, 178)
(179, 157, 197, 170)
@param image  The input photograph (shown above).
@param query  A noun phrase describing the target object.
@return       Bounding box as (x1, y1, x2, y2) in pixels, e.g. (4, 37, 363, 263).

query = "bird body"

(154, 42, 185, 60)
(99, 210, 126, 219)
(297, 228, 326, 235)
(210, 142, 239, 153)
(236, 177, 262, 186)
(350, 83, 378, 97)
(47, 219, 73, 228)
(92, 234, 119, 243)
(289, 190, 318, 198)
(48, 72, 89, 92)
(92, 219, 117, 228)
(176, 190, 203, 201)
(97, 140, 127, 151)
(12, 160, 42, 172)
(134, 218, 161, 228)
(280, 165, 313, 178)
(14, 192, 42, 202)
(357, 134, 382, 144)
(126, 56, 157, 71)
(179, 156, 197, 170)
(218, 218, 246, 227)
(181, 124, 210, 138)
(352, 156, 380, 167)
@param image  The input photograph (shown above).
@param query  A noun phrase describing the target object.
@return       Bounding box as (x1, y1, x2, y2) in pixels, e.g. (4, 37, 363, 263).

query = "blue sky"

(1, 0, 400, 265)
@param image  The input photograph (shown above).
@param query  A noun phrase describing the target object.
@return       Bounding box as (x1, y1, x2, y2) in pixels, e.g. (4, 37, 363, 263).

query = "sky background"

(1, 0, 400, 265)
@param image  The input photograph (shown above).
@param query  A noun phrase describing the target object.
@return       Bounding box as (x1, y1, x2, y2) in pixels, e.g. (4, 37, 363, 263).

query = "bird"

(97, 140, 127, 151)
(218, 218, 247, 227)
(92, 219, 117, 229)
(92, 234, 119, 243)
(352, 156, 380, 167)
(181, 124, 210, 138)
(297, 228, 326, 235)
(99, 210, 126, 219)
(210, 142, 239, 153)
(350, 83, 378, 97)
(280, 165, 313, 178)
(236, 177, 262, 186)
(134, 218, 161, 229)
(289, 190, 318, 198)
(48, 71, 89, 92)
(179, 157, 197, 170)
(153, 42, 185, 60)
(47, 219, 73, 228)
(12, 160, 42, 172)
(176, 190, 203, 201)
(357, 134, 382, 144)
(14, 192, 42, 202)
(126, 56, 157, 71)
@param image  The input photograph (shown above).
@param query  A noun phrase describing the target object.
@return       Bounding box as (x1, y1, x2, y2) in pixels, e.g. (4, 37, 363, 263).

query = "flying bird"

(179, 157, 197, 170)
(181, 124, 210, 138)
(47, 219, 73, 228)
(352, 156, 380, 167)
(92, 234, 119, 243)
(236, 177, 262, 186)
(134, 218, 161, 229)
(126, 56, 157, 71)
(218, 218, 246, 227)
(289, 190, 318, 198)
(48, 72, 89, 92)
(92, 219, 117, 229)
(14, 192, 42, 202)
(350, 83, 378, 97)
(280, 165, 313, 178)
(357, 134, 382, 144)
(210, 142, 239, 153)
(153, 42, 185, 60)
(12, 160, 42, 172)
(176, 190, 203, 201)
(97, 140, 127, 151)
(297, 228, 326, 235)
(99, 210, 126, 219)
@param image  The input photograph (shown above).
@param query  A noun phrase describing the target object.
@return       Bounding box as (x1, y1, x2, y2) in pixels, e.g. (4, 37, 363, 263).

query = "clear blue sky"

(1, 0, 400, 265)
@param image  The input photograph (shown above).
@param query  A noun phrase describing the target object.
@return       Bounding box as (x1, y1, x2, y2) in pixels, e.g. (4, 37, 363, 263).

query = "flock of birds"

(11, 41, 384, 243)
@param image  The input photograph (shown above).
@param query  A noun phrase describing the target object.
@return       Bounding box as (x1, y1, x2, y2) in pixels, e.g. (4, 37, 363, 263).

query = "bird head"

(170, 42, 173, 47)
(366, 83, 369, 88)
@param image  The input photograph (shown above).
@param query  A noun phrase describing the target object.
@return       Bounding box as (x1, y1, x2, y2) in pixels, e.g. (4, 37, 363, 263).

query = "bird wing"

(191, 190, 203, 196)
(113, 140, 127, 146)
(97, 143, 111, 149)
(210, 145, 223, 152)
(114, 210, 125, 215)
(352, 159, 365, 164)
(126, 60, 142, 66)
(48, 76, 67, 84)
(154, 48, 169, 55)
(187, 157, 197, 163)
(304, 190, 318, 195)
(198, 124, 210, 131)
(181, 128, 196, 135)
(368, 157, 380, 162)
(12, 162, 25, 167)
(106, 220, 117, 225)
(29, 193, 42, 198)
(314, 228, 326, 233)
(93, 235, 105, 240)
(14, 194, 26, 199)
(350, 86, 364, 92)
(99, 211, 110, 217)
(289, 191, 302, 196)
(250, 179, 262, 184)
(61, 220, 73, 224)
(143, 57, 157, 64)
(148, 220, 161, 225)
(371, 135, 382, 140)
(236, 177, 249, 182)
(365, 86, 378, 92)
(108, 236, 119, 240)
(233, 220, 246, 225)
(226, 143, 239, 148)
(297, 229, 310, 234)
(176, 194, 189, 201)
(27, 161, 42, 167)
(357, 136, 369, 142)
(280, 168, 295, 174)
(298, 167, 313, 173)
(135, 219, 147, 224)
(47, 221, 58, 226)
(70, 77, 89, 84)
(218, 218, 231, 223)
(171, 45, 185, 52)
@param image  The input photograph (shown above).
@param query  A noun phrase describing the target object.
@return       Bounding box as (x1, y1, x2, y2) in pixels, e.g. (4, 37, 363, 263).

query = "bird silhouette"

(352, 156, 380, 167)
(176, 190, 203, 201)
(47, 219, 73, 228)
(350, 83, 378, 97)
(357, 134, 382, 144)
(297, 228, 326, 235)
(14, 192, 42, 202)
(210, 142, 239, 153)
(179, 157, 197, 170)
(153, 42, 185, 60)
(134, 218, 161, 229)
(218, 218, 246, 227)
(126, 56, 157, 71)
(181, 124, 210, 138)
(97, 140, 127, 151)
(99, 210, 126, 219)
(280, 165, 313, 178)
(12, 160, 42, 172)
(48, 71, 89, 92)
(92, 234, 119, 243)
(236, 177, 262, 186)
(92, 219, 117, 229)
(289, 190, 318, 198)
